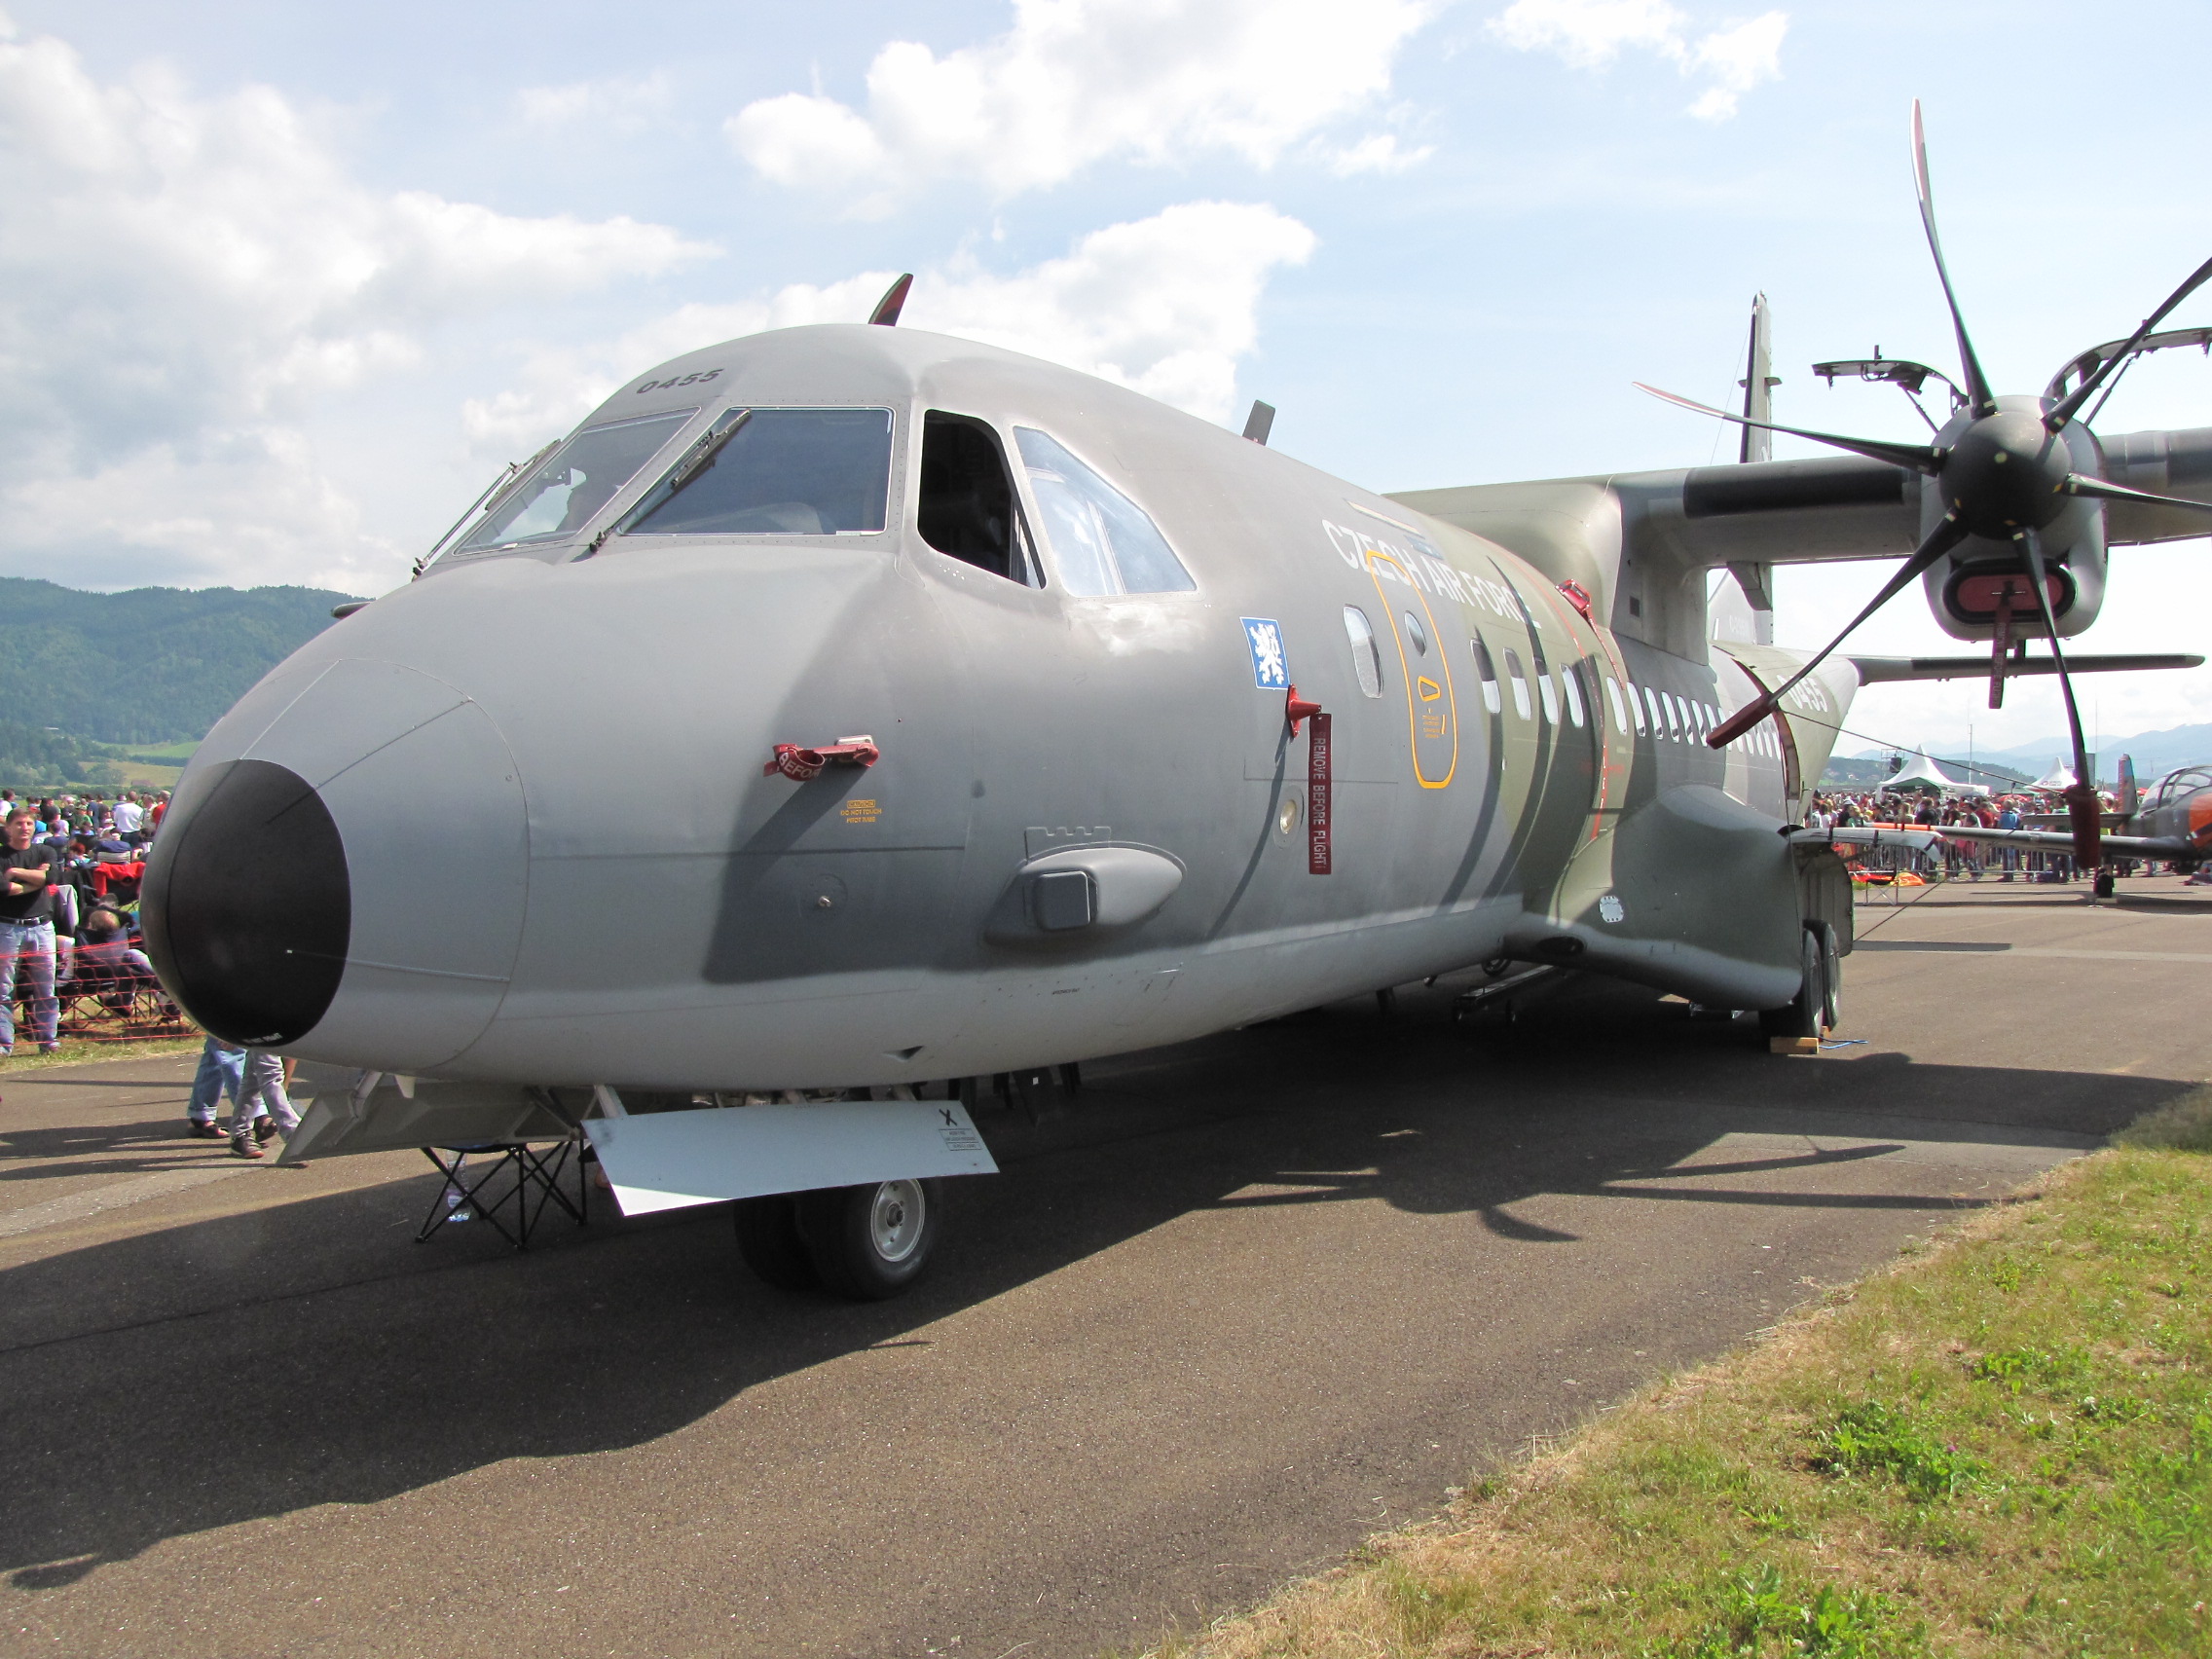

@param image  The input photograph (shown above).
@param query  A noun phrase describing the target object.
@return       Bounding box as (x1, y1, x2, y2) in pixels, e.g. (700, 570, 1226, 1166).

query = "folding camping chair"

(417, 1132, 590, 1249)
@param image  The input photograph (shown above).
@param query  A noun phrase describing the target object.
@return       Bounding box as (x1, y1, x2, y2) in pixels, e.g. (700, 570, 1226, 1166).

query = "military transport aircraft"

(139, 106, 2212, 1298)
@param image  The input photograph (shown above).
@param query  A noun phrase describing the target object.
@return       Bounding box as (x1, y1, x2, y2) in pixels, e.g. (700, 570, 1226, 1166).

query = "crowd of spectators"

(0, 789, 171, 1054)
(1802, 784, 2202, 884)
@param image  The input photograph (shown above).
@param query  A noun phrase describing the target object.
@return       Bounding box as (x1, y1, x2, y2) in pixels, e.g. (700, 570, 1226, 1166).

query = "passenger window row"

(1335, 605, 1787, 764)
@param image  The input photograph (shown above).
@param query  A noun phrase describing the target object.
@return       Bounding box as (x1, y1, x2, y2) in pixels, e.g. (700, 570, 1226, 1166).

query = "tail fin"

(1728, 293, 1779, 645)
(2118, 754, 2140, 816)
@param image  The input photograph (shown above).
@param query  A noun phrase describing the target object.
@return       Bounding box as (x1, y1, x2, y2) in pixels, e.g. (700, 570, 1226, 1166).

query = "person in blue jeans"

(185, 1035, 265, 1140)
(1, 808, 61, 1054)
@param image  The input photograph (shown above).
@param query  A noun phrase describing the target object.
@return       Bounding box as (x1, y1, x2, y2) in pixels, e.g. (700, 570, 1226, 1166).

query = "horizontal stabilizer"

(585, 1098, 998, 1217)
(1848, 652, 2204, 683)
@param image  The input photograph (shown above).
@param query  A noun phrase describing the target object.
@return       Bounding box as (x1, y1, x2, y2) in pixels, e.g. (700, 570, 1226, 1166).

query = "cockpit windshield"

(455, 410, 696, 553)
(2157, 766, 2212, 802)
(626, 408, 894, 535)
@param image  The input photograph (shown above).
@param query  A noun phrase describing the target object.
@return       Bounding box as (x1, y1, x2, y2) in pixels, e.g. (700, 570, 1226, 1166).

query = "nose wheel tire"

(797, 1178, 940, 1300)
(734, 1195, 818, 1292)
(2092, 868, 2115, 898)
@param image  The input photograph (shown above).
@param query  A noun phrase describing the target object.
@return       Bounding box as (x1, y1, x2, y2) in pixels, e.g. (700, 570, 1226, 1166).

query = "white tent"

(1879, 747, 1992, 797)
(2031, 758, 2077, 792)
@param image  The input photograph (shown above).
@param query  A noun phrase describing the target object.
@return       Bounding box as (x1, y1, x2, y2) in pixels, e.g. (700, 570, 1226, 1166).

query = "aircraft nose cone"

(141, 760, 350, 1046)
(146, 657, 530, 1070)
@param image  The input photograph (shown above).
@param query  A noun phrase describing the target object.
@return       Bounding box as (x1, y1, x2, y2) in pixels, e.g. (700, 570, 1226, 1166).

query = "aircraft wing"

(1392, 424, 2212, 578)
(1933, 826, 2203, 861)
(1795, 826, 1939, 852)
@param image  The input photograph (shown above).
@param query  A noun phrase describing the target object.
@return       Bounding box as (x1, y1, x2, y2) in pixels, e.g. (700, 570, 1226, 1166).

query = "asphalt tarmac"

(3, 878, 2206, 1658)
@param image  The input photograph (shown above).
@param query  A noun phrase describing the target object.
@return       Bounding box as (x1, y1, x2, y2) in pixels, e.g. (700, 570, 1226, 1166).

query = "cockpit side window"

(627, 407, 893, 536)
(454, 410, 695, 554)
(1013, 427, 1197, 596)
(918, 413, 1040, 586)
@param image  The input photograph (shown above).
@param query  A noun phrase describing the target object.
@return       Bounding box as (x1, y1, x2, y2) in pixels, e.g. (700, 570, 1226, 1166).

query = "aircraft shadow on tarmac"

(0, 1113, 243, 1185)
(0, 977, 2188, 1590)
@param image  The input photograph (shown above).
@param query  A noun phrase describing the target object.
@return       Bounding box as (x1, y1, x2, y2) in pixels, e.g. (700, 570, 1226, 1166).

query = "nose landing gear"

(735, 1178, 942, 1300)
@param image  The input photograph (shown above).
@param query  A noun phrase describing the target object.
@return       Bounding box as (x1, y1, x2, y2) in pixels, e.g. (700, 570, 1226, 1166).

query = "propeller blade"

(2060, 473, 2212, 514)
(867, 274, 913, 326)
(2014, 528, 2104, 868)
(1635, 383, 1943, 474)
(1709, 514, 1968, 749)
(2045, 251, 2212, 430)
(1911, 100, 1997, 418)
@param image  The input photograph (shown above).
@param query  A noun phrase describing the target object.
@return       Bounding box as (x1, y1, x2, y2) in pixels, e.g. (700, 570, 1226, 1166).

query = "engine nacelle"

(1920, 409, 2108, 642)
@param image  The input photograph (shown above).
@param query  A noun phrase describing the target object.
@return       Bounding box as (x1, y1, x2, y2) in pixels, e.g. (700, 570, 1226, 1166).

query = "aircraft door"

(1363, 551, 1457, 789)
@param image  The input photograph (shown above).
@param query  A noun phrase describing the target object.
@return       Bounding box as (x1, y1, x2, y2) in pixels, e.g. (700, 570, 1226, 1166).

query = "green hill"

(0, 577, 358, 749)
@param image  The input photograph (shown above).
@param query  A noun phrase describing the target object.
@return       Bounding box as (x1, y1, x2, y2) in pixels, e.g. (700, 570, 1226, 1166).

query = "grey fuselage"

(151, 325, 1858, 1090)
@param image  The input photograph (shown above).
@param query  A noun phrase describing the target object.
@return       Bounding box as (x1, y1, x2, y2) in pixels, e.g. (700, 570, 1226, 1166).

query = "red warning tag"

(1308, 712, 1332, 875)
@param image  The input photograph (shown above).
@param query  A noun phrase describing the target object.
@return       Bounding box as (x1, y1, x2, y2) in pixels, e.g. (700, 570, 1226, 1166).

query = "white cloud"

(1489, 0, 1684, 67)
(727, 0, 1436, 206)
(1321, 132, 1435, 177)
(514, 72, 670, 129)
(470, 201, 1316, 457)
(1683, 13, 1786, 121)
(1487, 0, 1787, 121)
(0, 24, 712, 590)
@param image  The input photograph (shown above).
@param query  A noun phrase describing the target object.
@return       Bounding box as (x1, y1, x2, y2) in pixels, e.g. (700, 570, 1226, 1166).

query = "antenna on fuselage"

(1242, 400, 1275, 445)
(868, 274, 913, 326)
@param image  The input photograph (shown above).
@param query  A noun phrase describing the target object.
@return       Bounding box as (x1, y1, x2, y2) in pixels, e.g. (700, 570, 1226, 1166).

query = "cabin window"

(1014, 427, 1196, 595)
(917, 413, 1039, 585)
(1471, 635, 1502, 715)
(1530, 641, 1560, 724)
(1502, 647, 1532, 719)
(1661, 692, 1680, 740)
(1401, 611, 1429, 655)
(628, 407, 894, 535)
(457, 409, 695, 552)
(1604, 676, 1629, 734)
(1560, 663, 1586, 727)
(1624, 682, 1647, 735)
(1344, 606, 1384, 697)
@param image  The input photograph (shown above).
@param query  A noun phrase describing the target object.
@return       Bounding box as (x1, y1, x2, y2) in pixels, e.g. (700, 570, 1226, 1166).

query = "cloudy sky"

(5, 0, 2210, 756)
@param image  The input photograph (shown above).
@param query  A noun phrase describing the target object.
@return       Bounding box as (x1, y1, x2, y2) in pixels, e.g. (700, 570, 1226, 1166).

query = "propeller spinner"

(1643, 101, 2212, 873)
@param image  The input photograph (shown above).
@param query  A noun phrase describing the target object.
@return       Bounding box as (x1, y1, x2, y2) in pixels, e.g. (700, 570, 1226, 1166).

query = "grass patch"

(2, 1033, 202, 1072)
(1164, 1088, 2212, 1657)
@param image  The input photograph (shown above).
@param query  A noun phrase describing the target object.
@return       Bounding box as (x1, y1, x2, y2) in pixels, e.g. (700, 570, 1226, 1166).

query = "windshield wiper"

(583, 409, 751, 556)
(664, 408, 752, 495)
(414, 437, 562, 575)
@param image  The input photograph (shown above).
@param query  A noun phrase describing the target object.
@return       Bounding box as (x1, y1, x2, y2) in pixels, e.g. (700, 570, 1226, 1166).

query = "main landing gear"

(1759, 922, 1840, 1043)
(735, 1178, 942, 1300)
